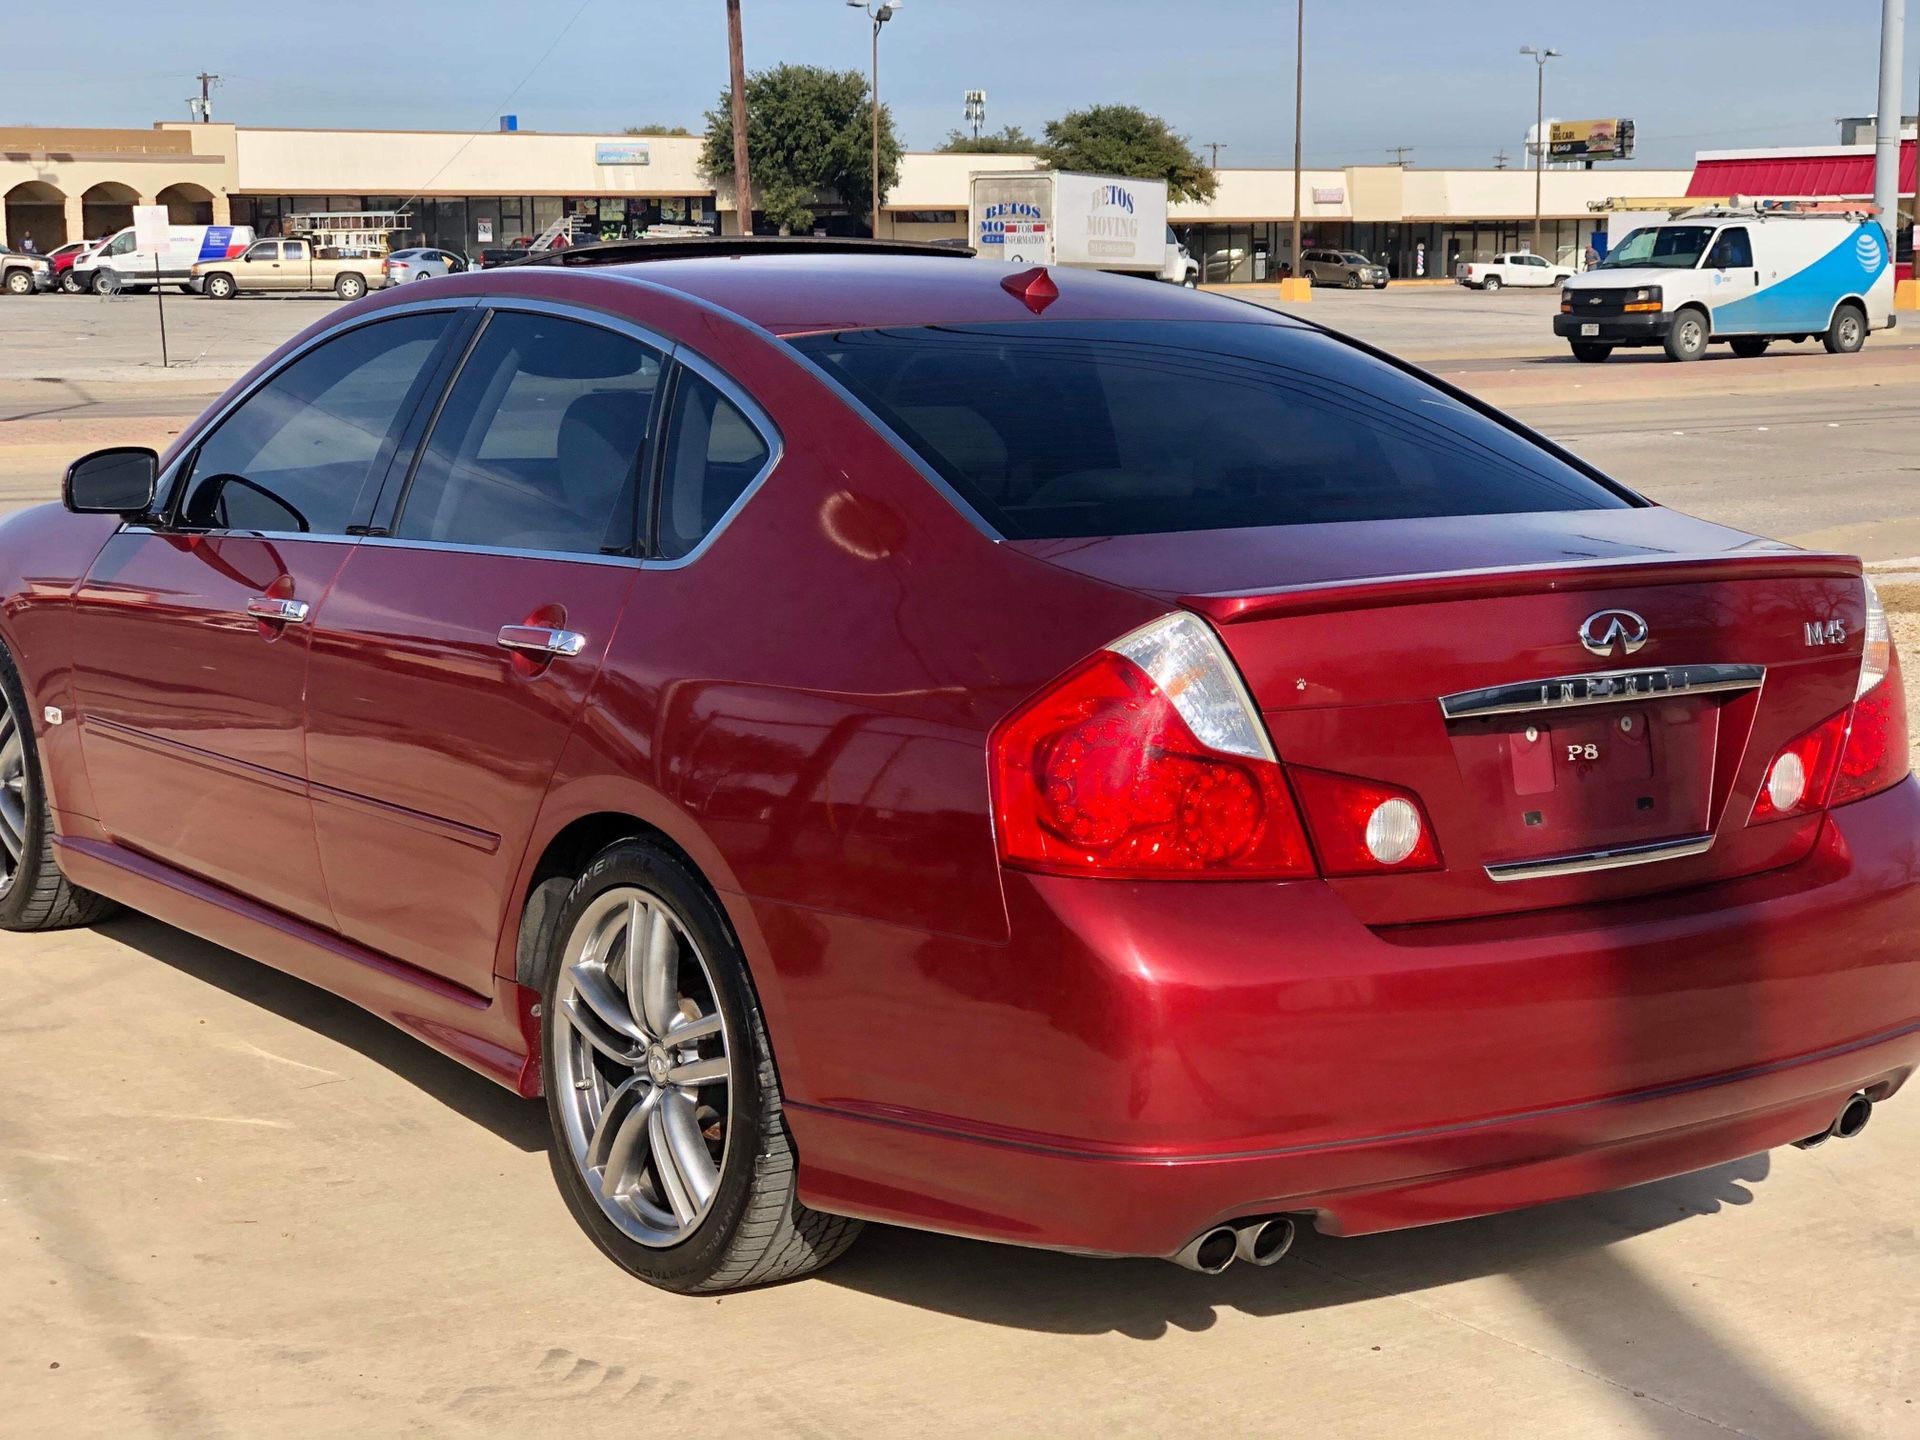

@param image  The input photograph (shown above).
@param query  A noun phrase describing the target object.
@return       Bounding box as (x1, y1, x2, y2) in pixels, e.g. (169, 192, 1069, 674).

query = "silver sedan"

(381, 248, 467, 287)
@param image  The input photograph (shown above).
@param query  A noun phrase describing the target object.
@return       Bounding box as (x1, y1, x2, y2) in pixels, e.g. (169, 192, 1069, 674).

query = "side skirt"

(55, 836, 542, 1097)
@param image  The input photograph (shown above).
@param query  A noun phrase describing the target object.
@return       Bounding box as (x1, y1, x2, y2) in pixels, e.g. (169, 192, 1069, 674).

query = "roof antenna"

(1000, 267, 1059, 314)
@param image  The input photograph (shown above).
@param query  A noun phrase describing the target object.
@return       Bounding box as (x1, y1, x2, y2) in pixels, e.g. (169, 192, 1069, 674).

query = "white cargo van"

(1555, 206, 1894, 362)
(71, 224, 256, 295)
(970, 171, 1196, 284)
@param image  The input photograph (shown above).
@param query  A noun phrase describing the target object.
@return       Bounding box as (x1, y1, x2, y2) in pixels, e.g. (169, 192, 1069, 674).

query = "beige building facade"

(3, 120, 1688, 278)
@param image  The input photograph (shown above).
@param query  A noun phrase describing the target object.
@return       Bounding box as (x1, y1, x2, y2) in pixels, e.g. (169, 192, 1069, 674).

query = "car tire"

(0, 642, 117, 933)
(59, 271, 85, 294)
(1729, 337, 1770, 358)
(334, 272, 368, 300)
(540, 837, 862, 1293)
(1663, 307, 1709, 361)
(3, 269, 35, 296)
(205, 273, 236, 300)
(1343, 273, 1361, 290)
(1482, 276, 1501, 292)
(1822, 303, 1866, 355)
(92, 270, 120, 296)
(1570, 343, 1613, 363)
(1181, 273, 1197, 289)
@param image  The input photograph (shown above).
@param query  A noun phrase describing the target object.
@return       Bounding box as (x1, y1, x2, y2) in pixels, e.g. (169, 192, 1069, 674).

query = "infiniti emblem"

(1579, 609, 1649, 657)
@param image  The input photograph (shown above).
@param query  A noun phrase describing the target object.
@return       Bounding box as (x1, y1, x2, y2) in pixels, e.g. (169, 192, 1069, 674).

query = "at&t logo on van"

(1855, 229, 1883, 271)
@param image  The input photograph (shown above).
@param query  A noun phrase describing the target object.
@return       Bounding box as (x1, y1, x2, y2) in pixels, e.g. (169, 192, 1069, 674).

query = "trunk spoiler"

(1181, 551, 1863, 626)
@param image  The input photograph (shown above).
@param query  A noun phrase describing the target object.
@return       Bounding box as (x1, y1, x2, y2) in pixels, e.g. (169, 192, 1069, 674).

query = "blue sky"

(7, 1, 1914, 169)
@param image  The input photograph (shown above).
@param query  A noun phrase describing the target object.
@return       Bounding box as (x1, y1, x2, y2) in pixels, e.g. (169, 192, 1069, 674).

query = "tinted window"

(654, 370, 772, 561)
(394, 311, 661, 556)
(247, 242, 281, 261)
(284, 240, 308, 260)
(178, 312, 451, 534)
(1706, 227, 1753, 268)
(790, 321, 1631, 539)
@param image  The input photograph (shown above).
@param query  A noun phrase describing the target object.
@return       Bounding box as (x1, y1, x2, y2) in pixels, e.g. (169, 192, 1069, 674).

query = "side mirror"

(64, 447, 158, 516)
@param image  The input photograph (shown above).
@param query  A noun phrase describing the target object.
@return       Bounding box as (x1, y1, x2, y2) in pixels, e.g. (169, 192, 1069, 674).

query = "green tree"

(934, 125, 1037, 154)
(1035, 104, 1216, 203)
(701, 64, 901, 235)
(624, 124, 692, 137)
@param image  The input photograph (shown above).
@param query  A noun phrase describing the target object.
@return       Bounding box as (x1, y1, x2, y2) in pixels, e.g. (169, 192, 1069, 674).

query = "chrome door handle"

(497, 624, 587, 658)
(246, 596, 310, 624)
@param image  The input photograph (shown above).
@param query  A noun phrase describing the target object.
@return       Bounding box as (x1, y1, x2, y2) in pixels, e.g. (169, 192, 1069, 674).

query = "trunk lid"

(1012, 511, 1868, 923)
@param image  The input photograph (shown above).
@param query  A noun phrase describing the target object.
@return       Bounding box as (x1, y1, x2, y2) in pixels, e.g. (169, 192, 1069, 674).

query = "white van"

(70, 224, 256, 295)
(1554, 207, 1894, 362)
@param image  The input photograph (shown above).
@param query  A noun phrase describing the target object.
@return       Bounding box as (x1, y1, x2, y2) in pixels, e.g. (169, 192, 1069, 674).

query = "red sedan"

(3, 240, 1914, 1291)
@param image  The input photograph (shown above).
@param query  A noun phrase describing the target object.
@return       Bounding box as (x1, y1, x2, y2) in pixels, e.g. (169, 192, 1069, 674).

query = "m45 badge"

(1804, 618, 1847, 647)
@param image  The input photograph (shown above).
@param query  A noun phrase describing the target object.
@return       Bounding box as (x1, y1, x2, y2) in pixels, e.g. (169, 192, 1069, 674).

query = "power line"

(1384, 145, 1414, 166)
(1204, 141, 1226, 167)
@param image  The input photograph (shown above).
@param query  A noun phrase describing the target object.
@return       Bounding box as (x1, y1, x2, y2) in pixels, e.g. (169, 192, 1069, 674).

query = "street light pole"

(725, 0, 753, 237)
(848, 1, 902, 238)
(1520, 45, 1561, 257)
(1290, 0, 1304, 279)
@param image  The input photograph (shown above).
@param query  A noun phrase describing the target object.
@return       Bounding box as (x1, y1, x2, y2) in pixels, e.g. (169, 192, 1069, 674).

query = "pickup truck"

(189, 238, 384, 299)
(1456, 251, 1574, 291)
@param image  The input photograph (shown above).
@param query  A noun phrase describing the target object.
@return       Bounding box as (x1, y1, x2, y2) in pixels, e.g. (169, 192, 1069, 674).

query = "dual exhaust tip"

(1170, 1216, 1296, 1274)
(1794, 1091, 1874, 1149)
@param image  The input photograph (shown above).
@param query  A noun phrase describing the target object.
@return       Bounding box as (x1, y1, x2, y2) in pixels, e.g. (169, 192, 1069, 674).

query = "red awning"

(1688, 142, 1915, 199)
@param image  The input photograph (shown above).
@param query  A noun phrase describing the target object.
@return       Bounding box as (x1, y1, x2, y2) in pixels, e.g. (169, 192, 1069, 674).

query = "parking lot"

(4, 283, 1920, 1438)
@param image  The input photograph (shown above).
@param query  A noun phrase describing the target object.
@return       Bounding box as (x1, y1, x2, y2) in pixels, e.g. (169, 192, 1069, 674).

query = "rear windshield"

(788, 321, 1631, 538)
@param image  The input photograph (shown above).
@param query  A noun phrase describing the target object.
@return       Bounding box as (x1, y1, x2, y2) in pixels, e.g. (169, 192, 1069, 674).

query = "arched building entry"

(4, 180, 67, 250)
(81, 181, 140, 240)
(157, 182, 215, 226)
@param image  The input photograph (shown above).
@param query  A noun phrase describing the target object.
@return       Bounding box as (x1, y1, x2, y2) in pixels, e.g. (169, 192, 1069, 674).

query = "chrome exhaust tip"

(1834, 1092, 1873, 1140)
(1233, 1216, 1296, 1267)
(1170, 1225, 1238, 1274)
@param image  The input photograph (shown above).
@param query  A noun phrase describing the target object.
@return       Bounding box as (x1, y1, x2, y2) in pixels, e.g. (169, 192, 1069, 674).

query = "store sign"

(595, 141, 652, 167)
(477, 219, 494, 244)
(1311, 187, 1344, 204)
(1549, 119, 1635, 161)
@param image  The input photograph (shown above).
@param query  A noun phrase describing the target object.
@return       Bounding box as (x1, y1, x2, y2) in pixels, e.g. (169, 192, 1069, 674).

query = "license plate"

(1580, 323, 1600, 336)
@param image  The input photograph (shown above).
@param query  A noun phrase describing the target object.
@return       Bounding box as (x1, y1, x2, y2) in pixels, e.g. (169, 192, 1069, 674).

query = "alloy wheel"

(0, 689, 27, 898)
(552, 886, 732, 1248)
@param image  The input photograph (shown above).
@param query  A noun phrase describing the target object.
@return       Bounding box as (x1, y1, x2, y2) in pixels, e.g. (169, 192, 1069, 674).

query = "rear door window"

(653, 369, 773, 561)
(790, 321, 1632, 539)
(392, 310, 663, 556)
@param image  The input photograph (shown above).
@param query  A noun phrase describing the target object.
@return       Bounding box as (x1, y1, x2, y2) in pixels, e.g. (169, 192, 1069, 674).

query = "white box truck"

(970, 170, 1197, 285)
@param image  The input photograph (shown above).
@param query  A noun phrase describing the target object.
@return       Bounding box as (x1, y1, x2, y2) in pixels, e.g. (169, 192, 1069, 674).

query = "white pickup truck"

(1456, 252, 1574, 291)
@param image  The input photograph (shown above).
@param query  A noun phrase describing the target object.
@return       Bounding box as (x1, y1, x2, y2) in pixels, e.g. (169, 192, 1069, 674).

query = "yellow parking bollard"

(1277, 277, 1313, 302)
(1896, 278, 1920, 311)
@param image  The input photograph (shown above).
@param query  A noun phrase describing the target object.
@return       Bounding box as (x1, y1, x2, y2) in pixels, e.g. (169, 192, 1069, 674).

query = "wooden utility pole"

(1290, 0, 1304, 276)
(726, 1, 753, 236)
(194, 72, 219, 122)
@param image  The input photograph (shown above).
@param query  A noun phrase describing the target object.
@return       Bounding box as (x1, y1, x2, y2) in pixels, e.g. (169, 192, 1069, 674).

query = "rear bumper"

(783, 778, 1920, 1257)
(1554, 311, 1671, 343)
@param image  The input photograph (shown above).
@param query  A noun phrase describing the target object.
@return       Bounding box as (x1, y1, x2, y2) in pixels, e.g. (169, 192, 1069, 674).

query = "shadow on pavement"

(97, 913, 548, 1153)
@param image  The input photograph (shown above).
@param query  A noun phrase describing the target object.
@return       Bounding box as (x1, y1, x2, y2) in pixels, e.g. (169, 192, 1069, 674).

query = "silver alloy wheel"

(1840, 313, 1863, 347)
(553, 886, 732, 1247)
(0, 688, 26, 898)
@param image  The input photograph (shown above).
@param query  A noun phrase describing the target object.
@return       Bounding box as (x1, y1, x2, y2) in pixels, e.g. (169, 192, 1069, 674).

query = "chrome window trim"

(1485, 832, 1716, 883)
(1439, 663, 1766, 720)
(142, 294, 485, 531)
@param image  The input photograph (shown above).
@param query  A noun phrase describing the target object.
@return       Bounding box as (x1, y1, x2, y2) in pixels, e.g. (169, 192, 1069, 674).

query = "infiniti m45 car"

(2, 241, 1914, 1291)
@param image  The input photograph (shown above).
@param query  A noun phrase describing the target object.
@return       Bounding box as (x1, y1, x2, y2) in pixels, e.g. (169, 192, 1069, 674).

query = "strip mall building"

(15, 118, 1900, 282)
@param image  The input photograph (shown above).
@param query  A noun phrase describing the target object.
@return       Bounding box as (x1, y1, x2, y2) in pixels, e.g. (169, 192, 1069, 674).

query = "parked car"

(72, 223, 255, 294)
(6, 242, 1916, 1294)
(471, 246, 532, 271)
(189, 238, 383, 299)
(0, 243, 52, 295)
(44, 238, 101, 293)
(1301, 249, 1389, 289)
(1457, 252, 1573, 291)
(1555, 208, 1895, 363)
(382, 247, 467, 286)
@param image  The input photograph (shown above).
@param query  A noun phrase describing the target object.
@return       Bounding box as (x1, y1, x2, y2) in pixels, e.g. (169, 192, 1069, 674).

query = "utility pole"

(1493, 149, 1510, 170)
(1385, 146, 1413, 167)
(1290, 0, 1304, 280)
(1205, 142, 1226, 168)
(1870, 0, 1905, 256)
(725, 1, 753, 237)
(1519, 45, 1561, 257)
(193, 72, 219, 122)
(847, 2, 901, 238)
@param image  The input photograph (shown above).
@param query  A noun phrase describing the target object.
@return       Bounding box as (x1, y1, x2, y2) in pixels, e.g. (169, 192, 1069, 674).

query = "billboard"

(1548, 119, 1635, 161)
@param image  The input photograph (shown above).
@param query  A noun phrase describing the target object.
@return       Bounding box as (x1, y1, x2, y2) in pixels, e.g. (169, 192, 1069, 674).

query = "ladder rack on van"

(1587, 195, 1878, 221)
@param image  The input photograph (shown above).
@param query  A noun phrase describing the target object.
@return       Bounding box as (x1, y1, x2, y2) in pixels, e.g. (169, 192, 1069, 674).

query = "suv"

(1301, 249, 1389, 289)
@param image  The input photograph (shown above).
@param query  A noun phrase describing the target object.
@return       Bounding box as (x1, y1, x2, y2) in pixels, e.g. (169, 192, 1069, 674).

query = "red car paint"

(6, 255, 1917, 1262)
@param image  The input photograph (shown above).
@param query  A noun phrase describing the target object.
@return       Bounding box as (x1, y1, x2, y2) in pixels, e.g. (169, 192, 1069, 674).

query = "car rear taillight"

(1288, 767, 1441, 875)
(990, 612, 1315, 879)
(1832, 579, 1910, 804)
(1753, 580, 1910, 819)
